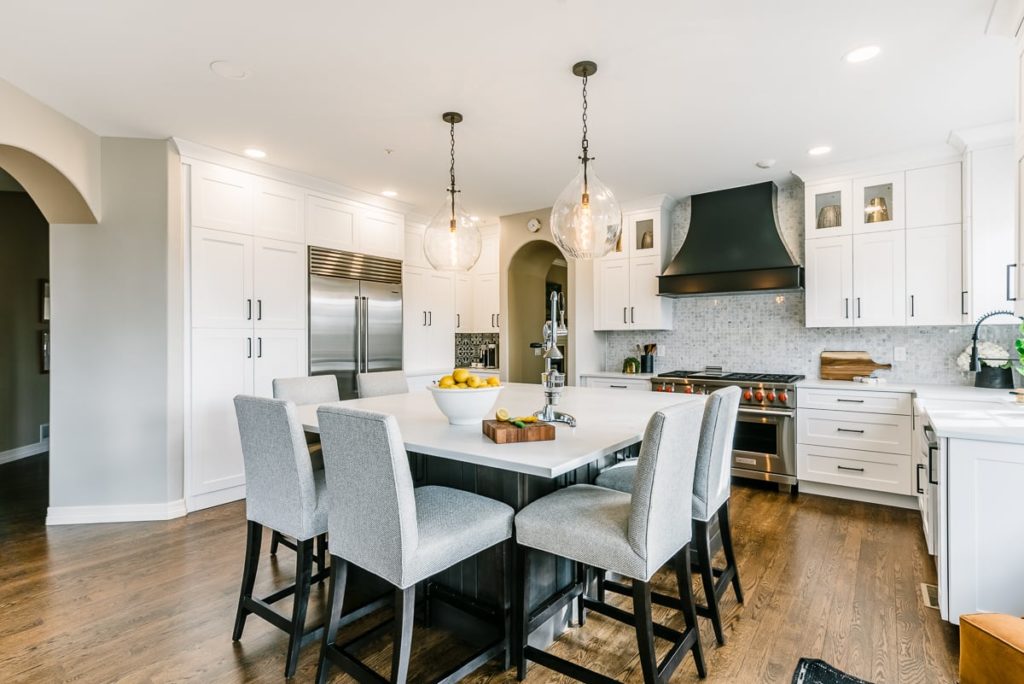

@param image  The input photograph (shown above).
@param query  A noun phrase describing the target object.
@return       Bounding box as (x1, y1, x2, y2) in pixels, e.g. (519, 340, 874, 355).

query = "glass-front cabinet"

(853, 172, 905, 233)
(804, 181, 852, 238)
(604, 210, 662, 260)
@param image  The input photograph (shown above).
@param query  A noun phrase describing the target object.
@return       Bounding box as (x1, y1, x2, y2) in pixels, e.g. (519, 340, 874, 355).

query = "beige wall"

(0, 192, 49, 452)
(507, 241, 563, 383)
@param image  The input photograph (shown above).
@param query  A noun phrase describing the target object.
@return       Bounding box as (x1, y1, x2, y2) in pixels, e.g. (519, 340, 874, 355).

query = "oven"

(731, 406, 797, 488)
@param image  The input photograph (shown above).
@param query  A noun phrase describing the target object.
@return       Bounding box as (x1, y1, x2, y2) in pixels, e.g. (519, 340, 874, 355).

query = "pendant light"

(423, 112, 482, 271)
(550, 61, 621, 260)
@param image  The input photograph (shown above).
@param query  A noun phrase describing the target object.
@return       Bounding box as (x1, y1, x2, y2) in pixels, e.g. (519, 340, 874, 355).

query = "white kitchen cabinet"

(252, 328, 308, 399)
(254, 177, 305, 243)
(191, 227, 254, 329)
(804, 236, 853, 327)
(190, 161, 253, 235)
(357, 209, 404, 260)
(403, 265, 455, 373)
(805, 181, 853, 239)
(963, 144, 1017, 322)
(253, 237, 307, 330)
(455, 273, 472, 332)
(906, 163, 962, 229)
(473, 230, 499, 275)
(580, 375, 652, 391)
(628, 257, 670, 329)
(852, 230, 906, 326)
(906, 224, 962, 326)
(1018, 151, 1024, 317)
(853, 172, 905, 233)
(596, 259, 631, 330)
(306, 194, 358, 253)
(472, 272, 500, 332)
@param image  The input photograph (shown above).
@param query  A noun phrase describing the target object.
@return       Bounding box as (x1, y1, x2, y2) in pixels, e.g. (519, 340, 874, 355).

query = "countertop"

(580, 371, 657, 380)
(796, 378, 1015, 401)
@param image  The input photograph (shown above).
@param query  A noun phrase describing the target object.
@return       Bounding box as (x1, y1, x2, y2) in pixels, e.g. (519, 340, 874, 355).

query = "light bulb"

(550, 162, 621, 259)
(423, 191, 481, 271)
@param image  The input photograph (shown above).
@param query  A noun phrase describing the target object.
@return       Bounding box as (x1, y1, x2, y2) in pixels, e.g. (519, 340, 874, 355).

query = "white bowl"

(427, 384, 503, 426)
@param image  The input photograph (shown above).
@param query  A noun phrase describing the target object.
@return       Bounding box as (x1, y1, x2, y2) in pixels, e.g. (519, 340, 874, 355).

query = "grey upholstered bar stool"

(595, 386, 743, 645)
(315, 405, 514, 684)
(232, 395, 330, 678)
(356, 370, 409, 398)
(514, 402, 707, 683)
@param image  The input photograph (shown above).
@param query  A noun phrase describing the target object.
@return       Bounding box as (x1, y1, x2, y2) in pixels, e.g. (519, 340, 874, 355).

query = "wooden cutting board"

(482, 419, 555, 444)
(820, 351, 893, 381)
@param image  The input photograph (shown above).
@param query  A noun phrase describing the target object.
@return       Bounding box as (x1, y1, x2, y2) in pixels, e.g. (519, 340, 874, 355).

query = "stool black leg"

(502, 541, 513, 670)
(695, 520, 725, 645)
(285, 538, 314, 678)
(315, 534, 327, 573)
(576, 563, 587, 627)
(674, 544, 706, 678)
(719, 502, 743, 604)
(391, 585, 416, 683)
(316, 557, 348, 684)
(270, 530, 282, 556)
(514, 545, 529, 681)
(632, 580, 659, 684)
(596, 568, 607, 603)
(233, 520, 263, 641)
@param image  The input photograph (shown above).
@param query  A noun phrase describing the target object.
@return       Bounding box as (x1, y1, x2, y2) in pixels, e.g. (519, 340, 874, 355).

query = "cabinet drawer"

(582, 377, 651, 391)
(798, 444, 912, 495)
(798, 387, 912, 415)
(798, 408, 912, 454)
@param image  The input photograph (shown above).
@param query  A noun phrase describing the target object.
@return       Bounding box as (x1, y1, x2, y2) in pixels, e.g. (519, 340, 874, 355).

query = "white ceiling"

(0, 1, 1014, 220)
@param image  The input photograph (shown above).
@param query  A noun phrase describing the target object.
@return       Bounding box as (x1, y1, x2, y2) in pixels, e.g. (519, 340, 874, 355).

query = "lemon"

(466, 375, 482, 388)
(438, 375, 455, 388)
(452, 368, 470, 383)
(486, 376, 501, 387)
(495, 408, 510, 422)
(455, 382, 468, 389)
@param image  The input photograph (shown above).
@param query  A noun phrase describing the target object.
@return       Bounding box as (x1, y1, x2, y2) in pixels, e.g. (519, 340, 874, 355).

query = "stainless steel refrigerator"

(308, 247, 403, 400)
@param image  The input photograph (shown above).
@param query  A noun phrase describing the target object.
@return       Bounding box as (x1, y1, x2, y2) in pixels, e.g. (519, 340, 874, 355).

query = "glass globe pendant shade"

(423, 191, 482, 271)
(550, 161, 622, 259)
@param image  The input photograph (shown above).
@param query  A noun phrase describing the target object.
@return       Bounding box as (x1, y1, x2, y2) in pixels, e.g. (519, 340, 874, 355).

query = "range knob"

(778, 391, 788, 404)
(766, 391, 776, 402)
(743, 388, 753, 401)
(684, 385, 694, 394)
(754, 389, 764, 402)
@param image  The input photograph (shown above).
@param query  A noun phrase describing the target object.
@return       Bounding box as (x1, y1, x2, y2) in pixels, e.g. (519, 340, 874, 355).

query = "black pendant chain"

(578, 68, 593, 198)
(449, 118, 458, 229)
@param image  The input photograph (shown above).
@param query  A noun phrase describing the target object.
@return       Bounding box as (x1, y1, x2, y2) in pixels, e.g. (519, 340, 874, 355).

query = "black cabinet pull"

(247, 337, 252, 359)
(837, 465, 865, 473)
(623, 307, 628, 324)
(423, 311, 427, 326)
(610, 384, 628, 389)
(1008, 264, 1018, 301)
(456, 313, 460, 329)
(257, 337, 262, 358)
(844, 297, 849, 319)
(928, 444, 939, 485)
(428, 311, 432, 326)
(836, 427, 865, 434)
(856, 297, 862, 319)
(916, 463, 925, 494)
(909, 294, 914, 318)
(246, 299, 252, 321)
(836, 398, 864, 403)
(257, 299, 262, 321)
(961, 290, 968, 316)
(630, 307, 635, 323)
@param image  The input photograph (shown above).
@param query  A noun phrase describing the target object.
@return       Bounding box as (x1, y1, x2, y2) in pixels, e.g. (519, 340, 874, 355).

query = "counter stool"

(315, 405, 514, 684)
(356, 370, 410, 398)
(232, 396, 331, 678)
(594, 386, 743, 645)
(514, 402, 707, 683)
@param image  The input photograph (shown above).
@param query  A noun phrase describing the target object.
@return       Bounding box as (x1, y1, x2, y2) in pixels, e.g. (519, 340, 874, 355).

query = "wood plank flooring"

(0, 455, 959, 683)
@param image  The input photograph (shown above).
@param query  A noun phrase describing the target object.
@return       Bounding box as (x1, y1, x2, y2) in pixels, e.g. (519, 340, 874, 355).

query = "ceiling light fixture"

(243, 148, 266, 159)
(550, 60, 621, 260)
(843, 45, 881, 64)
(756, 159, 776, 169)
(422, 112, 482, 271)
(808, 145, 832, 156)
(209, 60, 248, 80)
(381, 190, 398, 198)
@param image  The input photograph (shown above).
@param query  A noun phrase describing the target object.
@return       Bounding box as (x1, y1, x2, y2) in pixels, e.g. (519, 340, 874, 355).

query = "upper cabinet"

(254, 177, 305, 243)
(964, 144, 1016, 321)
(356, 209, 404, 261)
(306, 194, 404, 259)
(853, 172, 905, 234)
(805, 181, 853, 238)
(190, 162, 254, 235)
(906, 163, 962, 229)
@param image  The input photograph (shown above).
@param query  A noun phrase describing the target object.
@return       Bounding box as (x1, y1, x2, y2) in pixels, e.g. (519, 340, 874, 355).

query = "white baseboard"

(186, 484, 246, 512)
(46, 499, 188, 525)
(799, 481, 918, 510)
(0, 438, 49, 465)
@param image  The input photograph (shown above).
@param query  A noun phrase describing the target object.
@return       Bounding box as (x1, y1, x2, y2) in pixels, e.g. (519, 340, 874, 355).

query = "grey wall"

(605, 183, 1019, 385)
(49, 138, 183, 508)
(0, 191, 49, 451)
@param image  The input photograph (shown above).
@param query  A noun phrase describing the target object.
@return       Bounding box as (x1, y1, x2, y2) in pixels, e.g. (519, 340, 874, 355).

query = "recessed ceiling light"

(210, 60, 248, 80)
(755, 159, 776, 169)
(808, 145, 832, 156)
(381, 190, 398, 198)
(843, 45, 881, 64)
(243, 148, 266, 159)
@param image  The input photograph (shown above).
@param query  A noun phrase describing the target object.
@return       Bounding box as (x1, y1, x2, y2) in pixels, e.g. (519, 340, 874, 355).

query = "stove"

(652, 368, 805, 488)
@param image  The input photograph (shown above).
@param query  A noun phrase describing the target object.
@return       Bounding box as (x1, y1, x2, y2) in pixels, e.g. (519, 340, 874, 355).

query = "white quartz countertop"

(580, 371, 657, 380)
(797, 378, 1015, 400)
(918, 396, 1024, 445)
(296, 383, 702, 478)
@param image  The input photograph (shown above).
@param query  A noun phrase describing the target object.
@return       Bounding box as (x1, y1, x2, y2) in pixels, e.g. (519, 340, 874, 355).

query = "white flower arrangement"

(956, 340, 1011, 372)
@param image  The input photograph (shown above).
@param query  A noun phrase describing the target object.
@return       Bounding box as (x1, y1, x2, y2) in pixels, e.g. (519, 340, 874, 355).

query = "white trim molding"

(799, 481, 917, 510)
(0, 438, 49, 465)
(46, 499, 187, 526)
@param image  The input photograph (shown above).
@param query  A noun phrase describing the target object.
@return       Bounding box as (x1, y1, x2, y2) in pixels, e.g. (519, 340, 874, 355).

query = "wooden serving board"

(482, 419, 555, 444)
(820, 351, 893, 381)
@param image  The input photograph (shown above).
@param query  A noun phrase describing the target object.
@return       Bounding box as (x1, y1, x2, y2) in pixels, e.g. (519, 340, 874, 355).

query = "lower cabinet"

(797, 443, 912, 495)
(579, 375, 652, 391)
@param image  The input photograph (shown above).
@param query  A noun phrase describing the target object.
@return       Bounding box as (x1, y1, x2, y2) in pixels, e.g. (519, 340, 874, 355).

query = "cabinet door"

(628, 257, 669, 329)
(191, 227, 254, 329)
(426, 271, 456, 369)
(473, 273, 499, 332)
(853, 231, 906, 326)
(854, 172, 905, 233)
(805, 181, 853, 238)
(906, 224, 962, 326)
(306, 194, 357, 252)
(254, 237, 307, 330)
(804, 236, 853, 327)
(190, 328, 252, 502)
(595, 260, 631, 330)
(969, 145, 1016, 318)
(357, 209, 404, 259)
(626, 211, 661, 260)
(1017, 151, 1024, 318)
(254, 177, 305, 243)
(190, 162, 253, 235)
(253, 328, 308, 398)
(405, 228, 429, 268)
(906, 163, 962, 229)
(472, 233, 500, 274)
(455, 273, 473, 332)
(402, 266, 431, 372)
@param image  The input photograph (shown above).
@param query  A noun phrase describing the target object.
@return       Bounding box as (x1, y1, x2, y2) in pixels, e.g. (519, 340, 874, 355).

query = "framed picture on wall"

(40, 279, 50, 322)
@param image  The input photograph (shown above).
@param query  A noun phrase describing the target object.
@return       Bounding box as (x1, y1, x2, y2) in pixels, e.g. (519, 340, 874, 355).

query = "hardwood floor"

(0, 456, 959, 683)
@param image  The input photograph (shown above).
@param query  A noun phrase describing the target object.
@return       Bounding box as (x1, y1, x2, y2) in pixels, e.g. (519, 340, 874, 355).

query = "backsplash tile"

(605, 183, 1019, 386)
(456, 332, 499, 368)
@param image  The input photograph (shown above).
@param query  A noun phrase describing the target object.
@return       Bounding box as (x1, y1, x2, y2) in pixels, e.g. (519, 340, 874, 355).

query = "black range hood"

(658, 181, 803, 297)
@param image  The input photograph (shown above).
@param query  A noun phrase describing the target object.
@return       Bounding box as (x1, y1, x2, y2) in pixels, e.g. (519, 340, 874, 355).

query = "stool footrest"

(527, 582, 583, 634)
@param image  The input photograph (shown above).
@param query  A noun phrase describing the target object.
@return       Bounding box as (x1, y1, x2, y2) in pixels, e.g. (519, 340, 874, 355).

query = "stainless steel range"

(651, 367, 804, 489)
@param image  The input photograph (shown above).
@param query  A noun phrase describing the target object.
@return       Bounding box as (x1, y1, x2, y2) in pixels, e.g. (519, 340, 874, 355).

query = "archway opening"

(507, 240, 570, 384)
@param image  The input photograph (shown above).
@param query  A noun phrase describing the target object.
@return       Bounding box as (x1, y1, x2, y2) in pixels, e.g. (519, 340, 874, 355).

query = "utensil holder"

(640, 354, 654, 374)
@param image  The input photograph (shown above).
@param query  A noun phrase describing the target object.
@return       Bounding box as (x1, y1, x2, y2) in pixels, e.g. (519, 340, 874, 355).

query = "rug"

(792, 658, 873, 684)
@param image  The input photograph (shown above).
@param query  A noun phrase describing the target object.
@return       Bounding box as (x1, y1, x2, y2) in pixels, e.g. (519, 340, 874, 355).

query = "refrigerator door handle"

(354, 295, 362, 377)
(362, 296, 370, 373)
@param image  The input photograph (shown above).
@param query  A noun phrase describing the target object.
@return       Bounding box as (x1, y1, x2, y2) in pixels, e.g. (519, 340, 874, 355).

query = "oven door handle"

(737, 407, 795, 418)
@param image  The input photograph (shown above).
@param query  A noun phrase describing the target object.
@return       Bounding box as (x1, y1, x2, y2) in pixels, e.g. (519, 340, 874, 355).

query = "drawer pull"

(836, 398, 864, 403)
(609, 384, 628, 389)
(837, 465, 865, 473)
(735, 456, 758, 466)
(836, 427, 865, 434)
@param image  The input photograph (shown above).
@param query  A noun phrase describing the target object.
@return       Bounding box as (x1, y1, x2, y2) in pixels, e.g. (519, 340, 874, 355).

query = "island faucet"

(535, 290, 576, 427)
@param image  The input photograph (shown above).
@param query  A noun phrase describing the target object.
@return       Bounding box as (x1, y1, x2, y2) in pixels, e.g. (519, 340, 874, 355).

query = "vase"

(975, 365, 1014, 389)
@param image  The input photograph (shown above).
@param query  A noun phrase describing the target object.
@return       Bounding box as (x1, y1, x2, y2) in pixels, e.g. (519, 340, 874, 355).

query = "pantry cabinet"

(403, 265, 455, 373)
(191, 227, 254, 329)
(906, 224, 963, 325)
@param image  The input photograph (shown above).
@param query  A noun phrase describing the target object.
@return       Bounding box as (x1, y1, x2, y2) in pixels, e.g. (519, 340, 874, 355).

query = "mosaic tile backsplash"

(456, 332, 500, 368)
(604, 184, 1020, 386)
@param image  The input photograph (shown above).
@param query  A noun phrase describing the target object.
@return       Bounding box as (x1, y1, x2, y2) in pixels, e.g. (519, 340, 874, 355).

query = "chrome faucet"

(535, 290, 575, 427)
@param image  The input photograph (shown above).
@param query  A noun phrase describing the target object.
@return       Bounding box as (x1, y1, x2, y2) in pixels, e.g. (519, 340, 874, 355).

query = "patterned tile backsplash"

(456, 332, 500, 368)
(604, 183, 1020, 386)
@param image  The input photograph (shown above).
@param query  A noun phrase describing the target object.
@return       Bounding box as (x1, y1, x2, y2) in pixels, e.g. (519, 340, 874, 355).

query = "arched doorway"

(507, 240, 570, 383)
